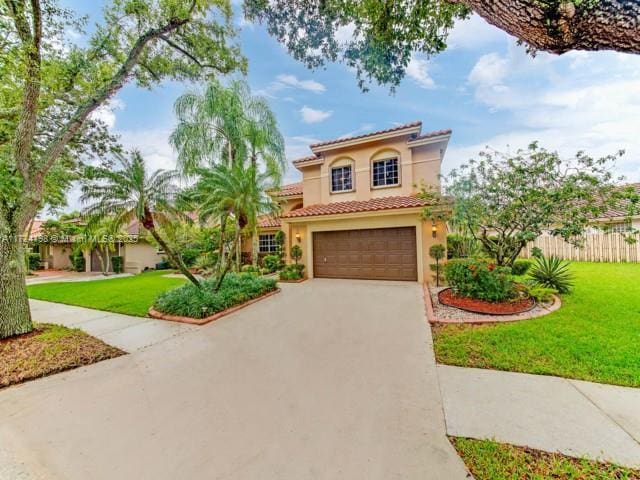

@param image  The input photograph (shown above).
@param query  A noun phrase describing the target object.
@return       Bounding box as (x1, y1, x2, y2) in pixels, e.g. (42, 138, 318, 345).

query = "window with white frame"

(372, 157, 399, 187)
(331, 165, 353, 192)
(258, 234, 278, 253)
(607, 221, 632, 233)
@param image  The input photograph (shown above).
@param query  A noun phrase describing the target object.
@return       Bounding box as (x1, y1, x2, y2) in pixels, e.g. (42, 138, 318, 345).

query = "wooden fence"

(520, 233, 640, 263)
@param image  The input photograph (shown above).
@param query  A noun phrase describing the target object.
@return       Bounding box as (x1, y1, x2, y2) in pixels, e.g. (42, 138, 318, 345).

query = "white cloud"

(338, 123, 375, 139)
(448, 14, 508, 50)
(90, 98, 125, 129)
(335, 23, 356, 44)
(406, 54, 436, 89)
(275, 74, 326, 93)
(447, 51, 640, 182)
(300, 106, 332, 124)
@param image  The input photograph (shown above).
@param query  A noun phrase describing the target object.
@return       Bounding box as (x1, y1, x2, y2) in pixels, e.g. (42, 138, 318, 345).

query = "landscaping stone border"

(148, 288, 280, 325)
(277, 277, 307, 284)
(423, 284, 561, 324)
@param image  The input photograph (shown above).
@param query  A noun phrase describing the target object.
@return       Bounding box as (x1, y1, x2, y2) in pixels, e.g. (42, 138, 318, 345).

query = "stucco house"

(31, 218, 164, 274)
(245, 121, 451, 283)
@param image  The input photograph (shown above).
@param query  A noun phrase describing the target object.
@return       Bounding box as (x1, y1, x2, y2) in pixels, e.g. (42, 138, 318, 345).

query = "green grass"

(452, 437, 640, 480)
(433, 262, 640, 387)
(28, 270, 185, 317)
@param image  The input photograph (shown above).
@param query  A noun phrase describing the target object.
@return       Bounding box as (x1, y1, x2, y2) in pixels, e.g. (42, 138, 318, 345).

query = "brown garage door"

(313, 227, 417, 281)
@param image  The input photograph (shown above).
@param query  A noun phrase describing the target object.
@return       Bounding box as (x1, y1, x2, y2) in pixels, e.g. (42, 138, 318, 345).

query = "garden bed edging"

(149, 288, 281, 325)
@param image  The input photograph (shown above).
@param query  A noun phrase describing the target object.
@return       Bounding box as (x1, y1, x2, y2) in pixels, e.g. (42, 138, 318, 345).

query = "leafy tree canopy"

(422, 143, 639, 266)
(245, 0, 640, 91)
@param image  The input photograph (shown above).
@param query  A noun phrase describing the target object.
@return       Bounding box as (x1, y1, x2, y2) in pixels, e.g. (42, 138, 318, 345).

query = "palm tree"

(77, 217, 124, 275)
(186, 162, 277, 290)
(170, 79, 285, 268)
(81, 150, 200, 287)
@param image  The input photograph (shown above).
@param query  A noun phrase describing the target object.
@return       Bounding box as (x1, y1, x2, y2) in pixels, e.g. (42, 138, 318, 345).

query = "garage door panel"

(313, 227, 417, 281)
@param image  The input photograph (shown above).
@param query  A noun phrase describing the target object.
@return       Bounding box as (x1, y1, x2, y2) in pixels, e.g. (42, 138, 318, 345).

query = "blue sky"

(64, 1, 640, 210)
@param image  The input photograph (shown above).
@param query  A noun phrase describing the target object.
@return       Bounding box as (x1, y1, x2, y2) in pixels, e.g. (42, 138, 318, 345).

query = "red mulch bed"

(438, 288, 535, 315)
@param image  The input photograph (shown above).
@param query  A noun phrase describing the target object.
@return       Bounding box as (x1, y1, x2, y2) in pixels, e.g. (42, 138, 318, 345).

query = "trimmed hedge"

(279, 263, 304, 280)
(511, 259, 533, 276)
(111, 256, 123, 274)
(153, 273, 277, 318)
(444, 258, 514, 302)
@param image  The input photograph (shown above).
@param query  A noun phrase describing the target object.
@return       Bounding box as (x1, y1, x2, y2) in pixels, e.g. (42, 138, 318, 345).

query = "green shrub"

(263, 254, 280, 273)
(531, 246, 543, 258)
(446, 234, 478, 259)
(279, 263, 305, 281)
(444, 258, 514, 302)
(26, 252, 41, 271)
(155, 259, 171, 270)
(529, 255, 574, 293)
(69, 252, 85, 272)
(523, 282, 558, 302)
(511, 259, 533, 276)
(241, 264, 260, 275)
(290, 244, 302, 264)
(193, 253, 217, 272)
(111, 256, 124, 274)
(153, 273, 277, 318)
(180, 248, 201, 267)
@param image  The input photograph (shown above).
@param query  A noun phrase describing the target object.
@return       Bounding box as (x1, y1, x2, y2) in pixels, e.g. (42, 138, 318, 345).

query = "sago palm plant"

(529, 255, 574, 294)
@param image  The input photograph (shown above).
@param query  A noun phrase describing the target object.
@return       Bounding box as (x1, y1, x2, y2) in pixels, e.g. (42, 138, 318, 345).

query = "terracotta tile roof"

(282, 196, 431, 219)
(409, 128, 452, 141)
(271, 182, 303, 196)
(309, 121, 422, 149)
(27, 219, 45, 240)
(597, 183, 640, 219)
(257, 216, 282, 228)
(291, 155, 321, 166)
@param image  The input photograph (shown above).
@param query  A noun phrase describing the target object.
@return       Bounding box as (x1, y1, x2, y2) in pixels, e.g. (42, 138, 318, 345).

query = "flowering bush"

(444, 258, 514, 302)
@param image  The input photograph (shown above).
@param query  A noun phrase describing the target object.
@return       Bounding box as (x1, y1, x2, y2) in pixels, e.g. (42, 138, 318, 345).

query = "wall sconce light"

(295, 232, 302, 243)
(431, 223, 437, 238)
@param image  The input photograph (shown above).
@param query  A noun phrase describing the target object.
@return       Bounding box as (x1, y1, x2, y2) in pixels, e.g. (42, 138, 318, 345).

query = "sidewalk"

(29, 299, 196, 352)
(438, 365, 640, 468)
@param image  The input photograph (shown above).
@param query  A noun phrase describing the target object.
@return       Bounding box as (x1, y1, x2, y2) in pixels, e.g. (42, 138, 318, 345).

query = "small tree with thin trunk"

(421, 143, 639, 267)
(429, 244, 446, 287)
(290, 244, 302, 265)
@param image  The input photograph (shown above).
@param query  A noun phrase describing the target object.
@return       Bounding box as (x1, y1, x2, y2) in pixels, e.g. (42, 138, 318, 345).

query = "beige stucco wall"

(297, 135, 447, 207)
(123, 241, 163, 273)
(44, 244, 73, 270)
(284, 211, 447, 283)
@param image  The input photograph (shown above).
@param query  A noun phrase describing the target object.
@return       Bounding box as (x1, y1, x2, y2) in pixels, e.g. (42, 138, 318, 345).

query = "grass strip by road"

(452, 437, 640, 480)
(1, 323, 124, 389)
(433, 262, 640, 387)
(28, 270, 185, 317)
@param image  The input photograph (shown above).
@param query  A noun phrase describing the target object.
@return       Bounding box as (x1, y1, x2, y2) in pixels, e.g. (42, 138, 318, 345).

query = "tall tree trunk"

(0, 235, 33, 339)
(214, 229, 241, 291)
(147, 225, 200, 287)
(252, 227, 259, 268)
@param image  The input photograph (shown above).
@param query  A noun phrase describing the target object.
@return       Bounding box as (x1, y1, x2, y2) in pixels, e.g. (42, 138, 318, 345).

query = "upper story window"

(372, 157, 399, 187)
(331, 165, 353, 192)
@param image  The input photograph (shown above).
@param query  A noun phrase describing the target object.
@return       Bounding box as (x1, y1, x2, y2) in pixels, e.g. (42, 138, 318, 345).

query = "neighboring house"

(244, 121, 450, 283)
(30, 218, 164, 274)
(522, 182, 640, 262)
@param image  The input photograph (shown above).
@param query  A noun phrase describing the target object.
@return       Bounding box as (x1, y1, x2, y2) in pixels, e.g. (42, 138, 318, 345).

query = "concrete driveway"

(0, 280, 469, 480)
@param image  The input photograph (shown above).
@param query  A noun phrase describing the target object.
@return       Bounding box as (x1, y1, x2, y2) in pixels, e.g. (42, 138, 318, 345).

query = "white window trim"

(330, 164, 354, 194)
(371, 157, 400, 189)
(258, 233, 278, 253)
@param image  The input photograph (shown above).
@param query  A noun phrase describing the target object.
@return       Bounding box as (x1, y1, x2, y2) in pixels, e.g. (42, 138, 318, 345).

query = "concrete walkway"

(26, 272, 133, 285)
(29, 299, 197, 352)
(1, 280, 469, 480)
(438, 365, 640, 468)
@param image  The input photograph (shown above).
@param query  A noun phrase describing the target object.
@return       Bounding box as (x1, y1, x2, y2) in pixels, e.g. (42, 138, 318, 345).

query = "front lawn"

(1, 324, 124, 389)
(28, 270, 185, 317)
(433, 262, 640, 387)
(452, 437, 640, 480)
